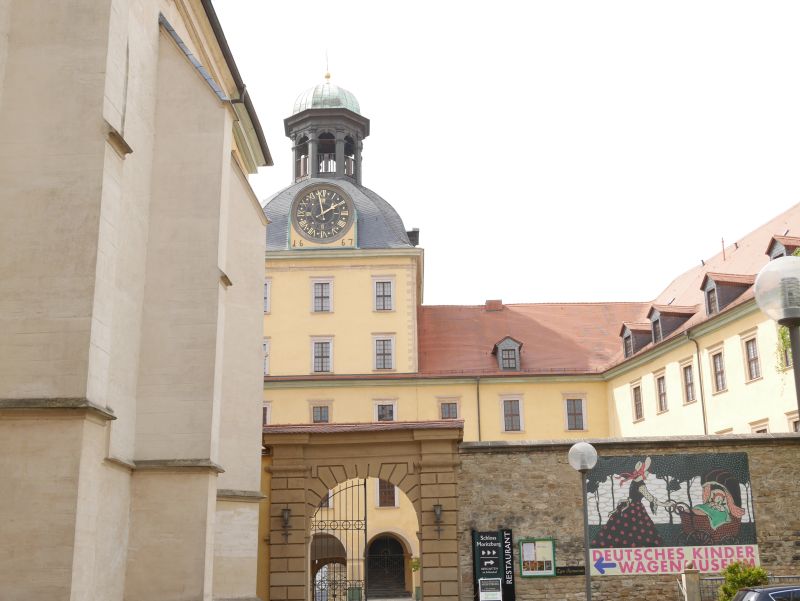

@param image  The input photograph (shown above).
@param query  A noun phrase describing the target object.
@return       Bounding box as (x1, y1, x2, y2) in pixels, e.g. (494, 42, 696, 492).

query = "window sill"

(373, 368, 397, 373)
(711, 388, 728, 396)
(744, 376, 763, 385)
(375, 505, 399, 510)
(656, 409, 669, 415)
(632, 418, 645, 424)
(566, 428, 587, 433)
(502, 429, 525, 434)
(683, 399, 697, 406)
(311, 311, 334, 315)
(311, 371, 333, 375)
(373, 309, 395, 313)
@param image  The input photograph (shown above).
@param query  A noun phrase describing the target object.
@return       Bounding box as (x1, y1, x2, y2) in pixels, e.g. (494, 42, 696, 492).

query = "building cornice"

(459, 431, 800, 454)
(264, 373, 606, 390)
(265, 247, 424, 261)
(0, 397, 116, 421)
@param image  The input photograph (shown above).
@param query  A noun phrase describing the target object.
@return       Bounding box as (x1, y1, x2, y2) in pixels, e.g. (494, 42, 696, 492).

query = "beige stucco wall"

(265, 252, 421, 375)
(0, 1, 270, 599)
(608, 307, 799, 437)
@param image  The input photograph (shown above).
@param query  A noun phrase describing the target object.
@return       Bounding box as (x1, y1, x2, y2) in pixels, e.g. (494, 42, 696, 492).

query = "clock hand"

(315, 200, 346, 219)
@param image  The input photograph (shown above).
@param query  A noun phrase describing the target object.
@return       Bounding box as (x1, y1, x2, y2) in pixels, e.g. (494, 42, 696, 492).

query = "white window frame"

(263, 278, 271, 313)
(654, 370, 668, 414)
(786, 410, 799, 432)
(562, 394, 587, 432)
(262, 401, 271, 427)
(374, 399, 397, 422)
(372, 276, 396, 312)
(438, 397, 460, 420)
(375, 479, 398, 508)
(372, 334, 396, 371)
(740, 331, 762, 383)
(310, 336, 334, 373)
(749, 418, 769, 434)
(500, 395, 524, 433)
(310, 277, 334, 313)
(680, 359, 696, 405)
(709, 345, 727, 394)
(309, 400, 333, 424)
(631, 381, 644, 422)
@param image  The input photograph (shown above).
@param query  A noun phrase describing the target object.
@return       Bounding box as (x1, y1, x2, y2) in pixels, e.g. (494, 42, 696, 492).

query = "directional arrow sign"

(593, 557, 617, 575)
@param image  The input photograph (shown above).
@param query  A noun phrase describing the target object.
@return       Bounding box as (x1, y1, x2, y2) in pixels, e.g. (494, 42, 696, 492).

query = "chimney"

(407, 228, 420, 246)
(485, 299, 503, 312)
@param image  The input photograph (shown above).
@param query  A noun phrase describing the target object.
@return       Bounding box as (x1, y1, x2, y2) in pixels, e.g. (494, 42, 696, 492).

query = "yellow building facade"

(261, 78, 800, 601)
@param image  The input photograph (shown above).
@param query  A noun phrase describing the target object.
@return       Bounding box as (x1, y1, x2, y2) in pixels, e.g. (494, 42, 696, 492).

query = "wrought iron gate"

(311, 479, 367, 601)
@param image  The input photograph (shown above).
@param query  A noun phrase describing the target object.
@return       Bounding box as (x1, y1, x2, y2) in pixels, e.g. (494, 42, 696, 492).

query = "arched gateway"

(262, 420, 462, 601)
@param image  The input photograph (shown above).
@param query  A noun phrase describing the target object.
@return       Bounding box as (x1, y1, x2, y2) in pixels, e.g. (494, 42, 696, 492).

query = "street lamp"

(755, 255, 800, 421)
(568, 442, 598, 601)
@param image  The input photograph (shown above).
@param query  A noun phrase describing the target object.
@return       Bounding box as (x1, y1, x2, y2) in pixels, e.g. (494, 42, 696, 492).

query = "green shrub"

(718, 561, 768, 601)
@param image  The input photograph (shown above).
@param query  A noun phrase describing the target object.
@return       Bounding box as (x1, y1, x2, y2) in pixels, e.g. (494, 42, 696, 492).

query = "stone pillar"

(308, 131, 319, 177)
(682, 566, 701, 601)
(417, 439, 460, 601)
(335, 130, 345, 177)
(355, 138, 363, 184)
(269, 443, 311, 601)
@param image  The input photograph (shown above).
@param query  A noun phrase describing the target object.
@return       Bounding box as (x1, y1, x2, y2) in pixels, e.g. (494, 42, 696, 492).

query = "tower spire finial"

(324, 50, 330, 81)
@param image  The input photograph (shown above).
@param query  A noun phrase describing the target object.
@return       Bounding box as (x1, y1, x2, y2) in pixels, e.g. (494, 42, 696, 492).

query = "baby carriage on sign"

(671, 468, 745, 545)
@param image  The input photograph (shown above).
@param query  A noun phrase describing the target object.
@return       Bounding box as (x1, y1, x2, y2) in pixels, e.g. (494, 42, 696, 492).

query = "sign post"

(472, 530, 503, 601)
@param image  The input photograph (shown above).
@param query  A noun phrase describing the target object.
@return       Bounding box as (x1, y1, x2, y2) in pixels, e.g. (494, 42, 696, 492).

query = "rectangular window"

(378, 479, 396, 507)
(375, 280, 393, 311)
(565, 398, 585, 431)
(656, 375, 668, 413)
(623, 335, 633, 358)
(376, 402, 395, 422)
(313, 281, 331, 312)
(440, 401, 458, 420)
(262, 402, 271, 427)
(313, 340, 331, 373)
(312, 405, 329, 423)
(707, 288, 719, 315)
(263, 279, 271, 313)
(712, 351, 726, 392)
(632, 385, 643, 421)
(374, 337, 394, 370)
(745, 338, 761, 381)
(793, 419, 800, 433)
(501, 348, 517, 369)
(653, 319, 663, 343)
(682, 364, 695, 403)
(263, 338, 270, 376)
(503, 399, 521, 432)
(750, 419, 769, 434)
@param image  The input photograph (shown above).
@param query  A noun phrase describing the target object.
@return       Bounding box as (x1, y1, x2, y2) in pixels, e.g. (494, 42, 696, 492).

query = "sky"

(215, 1, 800, 306)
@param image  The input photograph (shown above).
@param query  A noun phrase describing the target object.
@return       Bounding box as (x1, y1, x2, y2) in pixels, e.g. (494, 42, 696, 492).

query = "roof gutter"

(200, 0, 273, 166)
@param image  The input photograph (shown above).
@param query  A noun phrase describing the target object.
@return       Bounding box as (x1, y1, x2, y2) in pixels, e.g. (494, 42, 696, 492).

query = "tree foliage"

(717, 561, 768, 601)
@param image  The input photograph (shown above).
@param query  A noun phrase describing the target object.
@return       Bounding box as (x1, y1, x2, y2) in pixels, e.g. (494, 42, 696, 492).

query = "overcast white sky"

(216, 1, 800, 306)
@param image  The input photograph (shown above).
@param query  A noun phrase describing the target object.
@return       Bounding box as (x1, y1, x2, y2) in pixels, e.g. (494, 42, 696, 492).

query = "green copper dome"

(292, 74, 361, 115)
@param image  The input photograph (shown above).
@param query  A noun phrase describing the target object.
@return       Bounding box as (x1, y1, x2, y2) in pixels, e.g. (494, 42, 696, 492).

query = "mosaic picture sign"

(585, 452, 758, 576)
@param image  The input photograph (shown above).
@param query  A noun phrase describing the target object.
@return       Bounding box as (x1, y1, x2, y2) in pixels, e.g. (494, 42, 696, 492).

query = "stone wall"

(458, 435, 800, 601)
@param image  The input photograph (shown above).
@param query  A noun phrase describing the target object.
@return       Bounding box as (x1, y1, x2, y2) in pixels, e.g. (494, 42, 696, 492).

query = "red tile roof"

(701, 272, 756, 288)
(418, 302, 649, 375)
(416, 203, 800, 375)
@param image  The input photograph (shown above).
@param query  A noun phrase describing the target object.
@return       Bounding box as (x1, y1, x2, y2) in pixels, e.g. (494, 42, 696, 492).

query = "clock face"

(291, 185, 355, 243)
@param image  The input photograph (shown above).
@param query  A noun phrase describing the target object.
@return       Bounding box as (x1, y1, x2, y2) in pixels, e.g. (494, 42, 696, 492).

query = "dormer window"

(765, 235, 800, 260)
(701, 273, 754, 317)
(619, 322, 652, 358)
(492, 336, 522, 371)
(706, 287, 719, 316)
(623, 334, 633, 358)
(501, 349, 517, 369)
(652, 318, 663, 343)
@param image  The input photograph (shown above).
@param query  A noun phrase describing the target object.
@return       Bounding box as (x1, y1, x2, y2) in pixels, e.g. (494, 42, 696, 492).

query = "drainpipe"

(476, 377, 482, 441)
(686, 331, 709, 435)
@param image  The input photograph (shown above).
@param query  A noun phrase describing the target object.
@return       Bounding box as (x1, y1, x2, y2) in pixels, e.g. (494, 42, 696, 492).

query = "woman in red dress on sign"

(591, 457, 676, 548)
